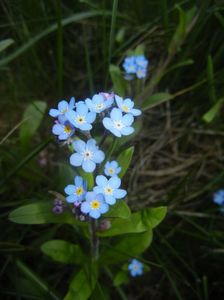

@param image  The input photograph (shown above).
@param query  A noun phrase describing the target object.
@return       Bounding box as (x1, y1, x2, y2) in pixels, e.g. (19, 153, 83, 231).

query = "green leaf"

(134, 44, 145, 56)
(117, 146, 134, 178)
(57, 163, 75, 190)
(9, 202, 76, 225)
(202, 98, 224, 123)
(104, 200, 131, 219)
(142, 93, 173, 111)
(101, 230, 153, 264)
(64, 265, 97, 300)
(141, 207, 167, 228)
(19, 101, 47, 148)
(109, 64, 127, 97)
(113, 271, 129, 286)
(99, 206, 167, 237)
(41, 240, 83, 264)
(78, 168, 94, 190)
(0, 38, 14, 53)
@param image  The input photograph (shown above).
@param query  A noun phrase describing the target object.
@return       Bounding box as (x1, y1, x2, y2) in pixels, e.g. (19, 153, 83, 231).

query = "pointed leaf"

(142, 93, 173, 111)
(117, 146, 134, 178)
(104, 200, 131, 219)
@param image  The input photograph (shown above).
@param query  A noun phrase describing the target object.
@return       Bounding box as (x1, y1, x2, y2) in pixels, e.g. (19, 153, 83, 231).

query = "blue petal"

(69, 97, 75, 108)
(93, 186, 103, 194)
(99, 203, 109, 214)
(89, 210, 101, 219)
(111, 108, 122, 121)
(124, 98, 134, 108)
(92, 150, 105, 163)
(109, 176, 121, 189)
(80, 123, 92, 131)
(82, 160, 96, 172)
(49, 109, 59, 117)
(96, 175, 108, 187)
(81, 201, 91, 213)
(120, 126, 134, 136)
(86, 191, 95, 202)
(58, 133, 69, 140)
(66, 195, 77, 203)
(73, 140, 86, 153)
(122, 114, 134, 126)
(105, 195, 116, 205)
(70, 153, 83, 166)
(52, 124, 63, 135)
(86, 112, 96, 123)
(109, 127, 122, 137)
(74, 176, 83, 186)
(103, 117, 113, 130)
(64, 184, 76, 195)
(76, 103, 88, 115)
(114, 189, 127, 199)
(58, 100, 68, 111)
(131, 108, 142, 116)
(65, 110, 76, 126)
(85, 98, 93, 110)
(86, 139, 97, 149)
(115, 95, 123, 107)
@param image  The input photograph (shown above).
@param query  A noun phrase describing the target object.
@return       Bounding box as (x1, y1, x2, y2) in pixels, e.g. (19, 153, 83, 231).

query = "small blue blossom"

(81, 192, 109, 219)
(136, 67, 147, 79)
(52, 120, 75, 140)
(115, 95, 141, 116)
(213, 189, 224, 205)
(128, 259, 143, 277)
(70, 139, 105, 173)
(64, 176, 87, 204)
(66, 102, 96, 131)
(103, 108, 134, 137)
(93, 175, 127, 205)
(85, 93, 113, 113)
(100, 92, 115, 105)
(49, 97, 75, 119)
(123, 56, 137, 74)
(135, 55, 148, 68)
(104, 161, 121, 177)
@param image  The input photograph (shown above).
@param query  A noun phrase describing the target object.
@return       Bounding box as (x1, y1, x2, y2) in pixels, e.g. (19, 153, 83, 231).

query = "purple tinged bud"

(52, 205, 63, 214)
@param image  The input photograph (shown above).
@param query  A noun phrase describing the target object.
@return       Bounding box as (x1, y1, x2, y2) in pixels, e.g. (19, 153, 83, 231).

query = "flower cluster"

(128, 259, 143, 277)
(49, 92, 142, 220)
(123, 55, 148, 79)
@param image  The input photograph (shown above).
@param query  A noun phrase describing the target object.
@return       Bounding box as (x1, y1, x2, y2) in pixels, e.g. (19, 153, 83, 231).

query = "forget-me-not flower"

(104, 161, 121, 177)
(66, 102, 96, 131)
(115, 95, 141, 116)
(52, 121, 75, 140)
(128, 259, 143, 277)
(213, 189, 224, 205)
(123, 55, 148, 79)
(123, 56, 137, 74)
(64, 176, 87, 204)
(80, 192, 109, 219)
(70, 139, 105, 173)
(103, 108, 134, 137)
(49, 97, 75, 119)
(94, 175, 126, 205)
(85, 93, 113, 113)
(135, 55, 148, 68)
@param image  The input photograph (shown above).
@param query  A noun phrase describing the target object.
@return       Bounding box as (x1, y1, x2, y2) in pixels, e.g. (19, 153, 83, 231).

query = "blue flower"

(85, 93, 113, 113)
(123, 56, 137, 74)
(213, 189, 224, 205)
(66, 102, 96, 131)
(115, 95, 141, 116)
(70, 139, 105, 173)
(104, 161, 121, 177)
(49, 97, 75, 119)
(64, 176, 87, 204)
(136, 67, 147, 79)
(103, 108, 134, 137)
(100, 92, 115, 105)
(93, 175, 126, 205)
(128, 259, 143, 277)
(52, 120, 75, 140)
(80, 192, 109, 219)
(135, 55, 148, 68)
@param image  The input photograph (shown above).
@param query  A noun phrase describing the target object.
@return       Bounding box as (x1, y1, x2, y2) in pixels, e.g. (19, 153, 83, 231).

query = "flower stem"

(90, 219, 99, 260)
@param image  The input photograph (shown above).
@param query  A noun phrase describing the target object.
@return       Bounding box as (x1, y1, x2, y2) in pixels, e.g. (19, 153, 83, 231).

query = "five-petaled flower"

(104, 161, 121, 177)
(52, 120, 75, 140)
(64, 176, 87, 204)
(115, 95, 141, 116)
(49, 97, 75, 120)
(80, 192, 109, 219)
(66, 102, 96, 131)
(128, 259, 143, 277)
(94, 175, 126, 205)
(103, 108, 134, 137)
(85, 93, 113, 113)
(70, 139, 105, 172)
(123, 55, 148, 79)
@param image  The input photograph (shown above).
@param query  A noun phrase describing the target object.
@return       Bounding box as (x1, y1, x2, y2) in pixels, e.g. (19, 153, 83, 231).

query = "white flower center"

(76, 115, 86, 124)
(133, 264, 139, 271)
(122, 105, 129, 112)
(104, 185, 113, 195)
(82, 149, 93, 160)
(113, 120, 124, 130)
(95, 103, 104, 110)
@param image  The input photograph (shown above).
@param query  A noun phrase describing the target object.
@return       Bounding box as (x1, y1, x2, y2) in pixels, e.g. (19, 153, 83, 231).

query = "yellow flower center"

(90, 200, 100, 210)
(64, 125, 72, 134)
(122, 105, 129, 112)
(108, 168, 114, 175)
(76, 187, 83, 196)
(76, 115, 85, 124)
(104, 186, 113, 195)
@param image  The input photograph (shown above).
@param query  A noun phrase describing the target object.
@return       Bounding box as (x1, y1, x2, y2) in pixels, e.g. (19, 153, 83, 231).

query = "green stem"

(90, 219, 99, 260)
